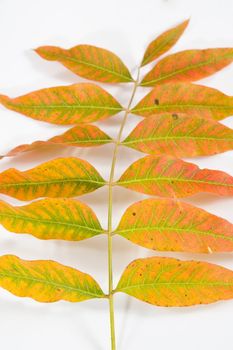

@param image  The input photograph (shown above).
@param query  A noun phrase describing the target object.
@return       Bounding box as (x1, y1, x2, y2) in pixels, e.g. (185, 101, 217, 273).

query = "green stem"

(107, 67, 140, 350)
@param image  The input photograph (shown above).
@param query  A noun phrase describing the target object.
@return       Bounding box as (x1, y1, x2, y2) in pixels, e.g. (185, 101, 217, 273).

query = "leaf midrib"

(0, 212, 103, 234)
(132, 103, 233, 113)
(53, 138, 112, 145)
(116, 226, 233, 242)
(118, 177, 233, 187)
(11, 104, 122, 111)
(123, 135, 233, 144)
(0, 177, 105, 189)
(118, 280, 233, 292)
(0, 271, 104, 298)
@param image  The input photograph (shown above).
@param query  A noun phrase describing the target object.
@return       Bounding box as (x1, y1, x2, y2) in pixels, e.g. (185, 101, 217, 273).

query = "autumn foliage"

(0, 19, 233, 349)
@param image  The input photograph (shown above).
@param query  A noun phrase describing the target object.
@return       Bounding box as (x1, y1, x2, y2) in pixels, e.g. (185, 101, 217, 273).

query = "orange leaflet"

(141, 19, 189, 66)
(117, 155, 233, 198)
(115, 198, 233, 253)
(0, 157, 105, 200)
(0, 83, 122, 125)
(0, 124, 112, 160)
(141, 48, 233, 86)
(123, 113, 233, 157)
(35, 45, 133, 83)
(131, 83, 233, 120)
(116, 257, 233, 306)
(0, 255, 105, 302)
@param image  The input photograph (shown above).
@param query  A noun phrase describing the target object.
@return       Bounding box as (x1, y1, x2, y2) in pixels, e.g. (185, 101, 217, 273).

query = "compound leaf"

(123, 113, 233, 157)
(116, 198, 233, 253)
(116, 257, 233, 306)
(0, 124, 112, 160)
(141, 48, 233, 86)
(0, 198, 103, 241)
(0, 83, 122, 125)
(35, 45, 133, 83)
(0, 157, 105, 200)
(0, 255, 104, 302)
(131, 83, 233, 120)
(117, 155, 233, 198)
(141, 19, 189, 66)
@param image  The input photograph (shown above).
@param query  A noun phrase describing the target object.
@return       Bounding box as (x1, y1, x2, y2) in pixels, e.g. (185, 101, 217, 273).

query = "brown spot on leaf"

(172, 113, 178, 120)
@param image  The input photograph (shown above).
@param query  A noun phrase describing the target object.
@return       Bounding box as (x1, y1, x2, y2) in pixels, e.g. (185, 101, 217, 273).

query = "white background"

(0, 0, 233, 349)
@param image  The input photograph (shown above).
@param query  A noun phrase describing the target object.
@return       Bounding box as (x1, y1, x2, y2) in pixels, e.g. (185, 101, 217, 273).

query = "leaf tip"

(0, 94, 10, 107)
(35, 46, 63, 61)
(182, 18, 190, 27)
